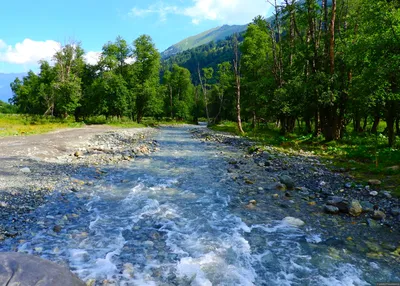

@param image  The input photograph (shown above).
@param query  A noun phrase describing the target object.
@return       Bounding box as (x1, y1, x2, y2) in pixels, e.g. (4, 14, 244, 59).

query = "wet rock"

(143, 241, 154, 248)
(361, 201, 374, 213)
(282, 217, 305, 227)
(324, 205, 340, 214)
(324, 237, 345, 247)
(53, 225, 62, 233)
(345, 182, 352, 188)
(349, 200, 363, 217)
(368, 179, 381, 186)
(0, 252, 85, 286)
(326, 196, 349, 213)
(20, 167, 31, 173)
(279, 175, 295, 189)
(274, 183, 286, 191)
(372, 210, 386, 220)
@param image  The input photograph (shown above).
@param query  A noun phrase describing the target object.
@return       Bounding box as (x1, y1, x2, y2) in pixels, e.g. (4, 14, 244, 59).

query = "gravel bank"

(191, 128, 400, 263)
(0, 127, 158, 240)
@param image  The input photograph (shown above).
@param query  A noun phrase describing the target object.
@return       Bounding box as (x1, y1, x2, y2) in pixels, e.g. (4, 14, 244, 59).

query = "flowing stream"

(1, 127, 399, 285)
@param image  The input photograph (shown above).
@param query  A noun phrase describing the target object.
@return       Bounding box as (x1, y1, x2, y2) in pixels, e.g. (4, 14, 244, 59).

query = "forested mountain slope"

(161, 24, 247, 59)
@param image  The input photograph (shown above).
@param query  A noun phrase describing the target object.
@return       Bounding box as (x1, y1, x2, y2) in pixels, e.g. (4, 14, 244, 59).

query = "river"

(1, 126, 399, 285)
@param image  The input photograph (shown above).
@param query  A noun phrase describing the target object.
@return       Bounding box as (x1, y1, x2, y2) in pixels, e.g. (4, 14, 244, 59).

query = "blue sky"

(0, 0, 273, 73)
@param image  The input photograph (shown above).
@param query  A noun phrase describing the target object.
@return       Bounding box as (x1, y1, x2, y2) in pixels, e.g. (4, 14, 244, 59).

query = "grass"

(210, 120, 400, 196)
(0, 114, 195, 137)
(0, 114, 83, 136)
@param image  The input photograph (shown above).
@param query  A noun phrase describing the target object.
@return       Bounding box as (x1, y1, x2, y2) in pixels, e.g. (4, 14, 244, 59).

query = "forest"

(7, 0, 400, 148)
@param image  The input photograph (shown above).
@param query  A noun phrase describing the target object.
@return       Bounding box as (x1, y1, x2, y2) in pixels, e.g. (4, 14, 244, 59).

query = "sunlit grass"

(0, 114, 83, 137)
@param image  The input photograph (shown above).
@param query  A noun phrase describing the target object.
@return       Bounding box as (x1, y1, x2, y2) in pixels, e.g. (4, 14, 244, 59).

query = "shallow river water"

(1, 127, 399, 285)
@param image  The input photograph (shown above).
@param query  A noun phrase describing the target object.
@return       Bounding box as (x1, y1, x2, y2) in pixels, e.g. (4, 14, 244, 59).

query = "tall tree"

(132, 35, 162, 123)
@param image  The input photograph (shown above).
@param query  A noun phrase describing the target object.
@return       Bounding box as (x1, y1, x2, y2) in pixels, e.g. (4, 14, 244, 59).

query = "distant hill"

(162, 33, 246, 85)
(0, 73, 25, 103)
(161, 24, 248, 59)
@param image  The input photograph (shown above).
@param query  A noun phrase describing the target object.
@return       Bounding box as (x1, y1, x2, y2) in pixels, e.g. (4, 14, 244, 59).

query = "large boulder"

(0, 252, 85, 286)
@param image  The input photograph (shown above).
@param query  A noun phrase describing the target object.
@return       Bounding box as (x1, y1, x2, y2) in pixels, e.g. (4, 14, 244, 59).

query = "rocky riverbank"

(191, 128, 400, 264)
(0, 127, 159, 241)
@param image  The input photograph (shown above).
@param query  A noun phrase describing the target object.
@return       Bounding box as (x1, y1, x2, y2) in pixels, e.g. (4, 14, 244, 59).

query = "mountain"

(161, 24, 248, 59)
(0, 73, 25, 103)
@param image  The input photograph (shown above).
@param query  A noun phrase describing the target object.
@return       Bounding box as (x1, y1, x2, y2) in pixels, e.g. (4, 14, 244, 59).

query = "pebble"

(372, 211, 386, 220)
(20, 167, 31, 173)
(369, 191, 378, 197)
(324, 205, 339, 214)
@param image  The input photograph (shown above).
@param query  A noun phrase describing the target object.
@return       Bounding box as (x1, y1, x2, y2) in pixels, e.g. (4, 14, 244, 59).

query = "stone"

(383, 191, 392, 199)
(279, 175, 295, 189)
(326, 196, 349, 213)
(345, 182, 352, 189)
(74, 151, 83, 157)
(391, 208, 400, 216)
(282, 217, 305, 227)
(53, 225, 62, 233)
(349, 200, 363, 217)
(369, 191, 378, 197)
(367, 218, 381, 228)
(361, 201, 374, 213)
(372, 210, 386, 220)
(324, 205, 340, 214)
(368, 179, 382, 186)
(0, 252, 85, 286)
(274, 183, 286, 191)
(20, 167, 31, 173)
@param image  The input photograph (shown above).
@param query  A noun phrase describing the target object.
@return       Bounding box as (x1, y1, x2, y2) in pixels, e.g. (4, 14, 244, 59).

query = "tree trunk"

(198, 64, 210, 124)
(362, 117, 368, 132)
(386, 101, 396, 147)
(233, 34, 244, 134)
(169, 85, 173, 119)
(371, 116, 380, 133)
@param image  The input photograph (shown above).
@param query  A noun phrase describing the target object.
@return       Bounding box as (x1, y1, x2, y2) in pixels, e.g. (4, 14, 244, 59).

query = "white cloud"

(183, 0, 272, 24)
(0, 40, 6, 49)
(130, 0, 272, 25)
(130, 2, 179, 22)
(0, 39, 61, 64)
(84, 51, 102, 65)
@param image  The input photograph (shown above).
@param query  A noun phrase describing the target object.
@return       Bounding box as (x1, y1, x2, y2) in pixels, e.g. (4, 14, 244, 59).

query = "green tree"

(132, 35, 162, 123)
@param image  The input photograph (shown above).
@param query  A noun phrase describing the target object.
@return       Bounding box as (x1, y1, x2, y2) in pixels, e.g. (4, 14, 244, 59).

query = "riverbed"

(1, 126, 399, 285)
